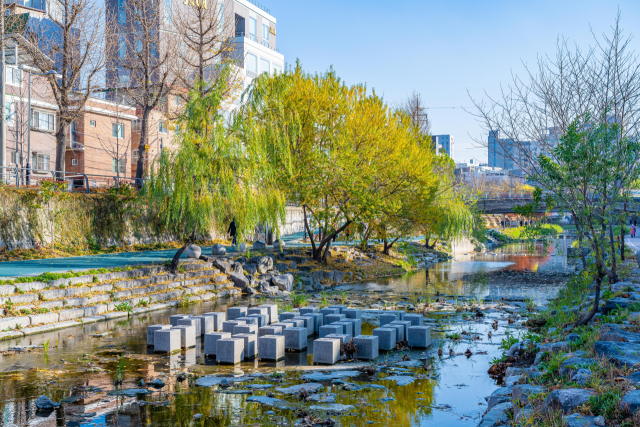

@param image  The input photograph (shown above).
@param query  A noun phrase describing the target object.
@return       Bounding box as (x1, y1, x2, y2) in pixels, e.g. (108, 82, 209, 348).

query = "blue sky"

(265, 0, 640, 163)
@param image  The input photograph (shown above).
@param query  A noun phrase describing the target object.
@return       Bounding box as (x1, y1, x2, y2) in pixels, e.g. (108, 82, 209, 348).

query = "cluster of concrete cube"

(146, 302, 431, 367)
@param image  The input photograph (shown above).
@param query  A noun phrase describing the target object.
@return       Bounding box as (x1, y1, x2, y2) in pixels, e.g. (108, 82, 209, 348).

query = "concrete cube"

(173, 325, 196, 348)
(325, 333, 351, 343)
(216, 338, 244, 364)
(353, 335, 379, 360)
(193, 315, 215, 334)
(247, 306, 269, 320)
(222, 320, 246, 333)
(373, 327, 397, 351)
(386, 323, 404, 342)
(284, 327, 307, 351)
(147, 324, 170, 346)
(292, 316, 314, 336)
(154, 328, 180, 353)
(237, 316, 259, 326)
(283, 318, 305, 328)
(408, 326, 431, 348)
(203, 312, 226, 330)
(404, 314, 424, 327)
(177, 318, 201, 337)
(332, 321, 353, 337)
(325, 314, 346, 324)
(345, 318, 362, 337)
(233, 333, 257, 359)
(302, 313, 324, 334)
(227, 307, 247, 320)
(258, 335, 285, 361)
(233, 324, 258, 335)
(313, 338, 340, 365)
(204, 332, 231, 356)
(343, 308, 361, 319)
(299, 306, 319, 315)
(258, 325, 283, 336)
(259, 304, 278, 323)
(328, 305, 348, 314)
(169, 314, 191, 326)
(319, 324, 343, 338)
(319, 307, 340, 317)
(390, 320, 412, 340)
(379, 313, 398, 327)
(248, 314, 269, 327)
(271, 322, 292, 329)
(279, 312, 297, 321)
(391, 310, 406, 320)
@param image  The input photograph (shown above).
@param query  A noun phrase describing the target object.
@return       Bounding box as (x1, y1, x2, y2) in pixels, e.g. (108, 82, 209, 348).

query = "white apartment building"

(432, 134, 454, 158)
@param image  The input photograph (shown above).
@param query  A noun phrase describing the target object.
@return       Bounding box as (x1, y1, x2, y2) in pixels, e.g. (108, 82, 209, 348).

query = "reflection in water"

(0, 243, 568, 426)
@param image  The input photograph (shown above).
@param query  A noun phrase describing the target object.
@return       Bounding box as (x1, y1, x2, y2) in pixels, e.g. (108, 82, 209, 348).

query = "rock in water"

(35, 395, 60, 410)
(211, 244, 226, 256)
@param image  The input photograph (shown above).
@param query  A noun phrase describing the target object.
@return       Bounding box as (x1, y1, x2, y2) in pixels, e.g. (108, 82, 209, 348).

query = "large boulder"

(228, 273, 250, 290)
(271, 274, 294, 292)
(253, 240, 267, 250)
(594, 341, 640, 357)
(602, 298, 633, 315)
(600, 324, 640, 343)
(543, 389, 595, 414)
(236, 242, 247, 253)
(621, 390, 640, 413)
(258, 281, 279, 295)
(563, 414, 605, 427)
(275, 263, 290, 272)
(185, 244, 201, 259)
(213, 259, 231, 274)
(485, 387, 512, 411)
(478, 402, 512, 427)
(539, 341, 569, 354)
(249, 256, 274, 274)
(512, 384, 545, 404)
(558, 357, 597, 377)
(211, 244, 226, 256)
(244, 263, 258, 276)
(232, 262, 243, 274)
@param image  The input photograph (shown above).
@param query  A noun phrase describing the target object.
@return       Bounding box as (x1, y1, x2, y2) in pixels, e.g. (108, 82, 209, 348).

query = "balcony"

(246, 0, 270, 14)
(234, 32, 279, 53)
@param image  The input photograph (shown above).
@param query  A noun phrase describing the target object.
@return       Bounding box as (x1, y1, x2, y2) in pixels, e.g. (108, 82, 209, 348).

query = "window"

(135, 39, 143, 53)
(31, 109, 55, 131)
(71, 158, 78, 166)
(12, 151, 20, 164)
(112, 158, 126, 173)
(164, 0, 172, 25)
(262, 24, 269, 42)
(118, 35, 126, 58)
(132, 119, 141, 132)
(70, 121, 77, 142)
(118, 0, 126, 25)
(90, 120, 96, 127)
(5, 101, 15, 126)
(6, 67, 21, 85)
(32, 153, 50, 171)
(112, 123, 124, 138)
(273, 63, 282, 74)
(132, 149, 138, 160)
(245, 53, 257, 74)
(159, 120, 168, 134)
(118, 73, 130, 86)
(248, 17, 256, 37)
(260, 58, 270, 74)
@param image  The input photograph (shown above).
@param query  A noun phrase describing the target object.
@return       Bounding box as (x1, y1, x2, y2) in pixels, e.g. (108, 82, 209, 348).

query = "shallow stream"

(0, 242, 573, 426)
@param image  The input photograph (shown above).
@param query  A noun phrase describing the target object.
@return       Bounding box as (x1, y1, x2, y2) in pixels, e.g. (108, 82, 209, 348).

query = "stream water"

(0, 242, 573, 427)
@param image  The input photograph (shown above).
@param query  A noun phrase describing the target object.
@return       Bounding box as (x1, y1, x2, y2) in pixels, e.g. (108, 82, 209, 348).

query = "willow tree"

(240, 63, 438, 262)
(145, 77, 288, 271)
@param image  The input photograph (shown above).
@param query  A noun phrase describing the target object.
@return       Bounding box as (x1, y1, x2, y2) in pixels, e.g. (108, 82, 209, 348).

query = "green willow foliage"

(145, 76, 288, 263)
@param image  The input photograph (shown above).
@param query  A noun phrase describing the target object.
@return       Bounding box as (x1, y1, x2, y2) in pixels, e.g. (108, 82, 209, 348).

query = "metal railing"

(245, 0, 270, 14)
(234, 32, 279, 52)
(0, 166, 145, 193)
(481, 191, 533, 200)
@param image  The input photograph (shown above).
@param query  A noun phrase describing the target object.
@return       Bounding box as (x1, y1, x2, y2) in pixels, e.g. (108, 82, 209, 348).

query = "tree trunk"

(424, 237, 430, 249)
(575, 221, 587, 270)
(322, 238, 332, 264)
(302, 205, 317, 257)
(383, 237, 399, 255)
(575, 271, 603, 326)
(54, 122, 68, 180)
(312, 220, 352, 262)
(135, 107, 151, 187)
(170, 231, 196, 273)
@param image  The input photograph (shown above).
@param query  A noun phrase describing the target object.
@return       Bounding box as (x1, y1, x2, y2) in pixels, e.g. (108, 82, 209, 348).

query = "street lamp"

(19, 66, 59, 184)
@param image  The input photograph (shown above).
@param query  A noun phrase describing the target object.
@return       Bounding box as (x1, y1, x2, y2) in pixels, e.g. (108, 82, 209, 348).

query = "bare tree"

(400, 91, 431, 137)
(110, 0, 182, 184)
(471, 13, 640, 325)
(24, 0, 107, 178)
(170, 0, 240, 105)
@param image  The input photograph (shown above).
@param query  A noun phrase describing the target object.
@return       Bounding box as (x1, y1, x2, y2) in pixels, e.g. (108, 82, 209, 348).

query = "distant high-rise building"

(431, 134, 454, 158)
(487, 130, 532, 173)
